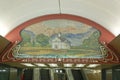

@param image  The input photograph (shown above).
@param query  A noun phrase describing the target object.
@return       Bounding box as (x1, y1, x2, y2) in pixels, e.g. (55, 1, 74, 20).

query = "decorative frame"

(3, 14, 119, 64)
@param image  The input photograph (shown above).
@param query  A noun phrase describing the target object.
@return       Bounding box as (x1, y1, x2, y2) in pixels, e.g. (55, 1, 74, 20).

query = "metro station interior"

(0, 0, 120, 80)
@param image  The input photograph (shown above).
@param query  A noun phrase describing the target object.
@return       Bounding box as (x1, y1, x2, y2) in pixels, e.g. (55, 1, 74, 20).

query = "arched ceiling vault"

(0, 0, 120, 37)
(0, 0, 120, 68)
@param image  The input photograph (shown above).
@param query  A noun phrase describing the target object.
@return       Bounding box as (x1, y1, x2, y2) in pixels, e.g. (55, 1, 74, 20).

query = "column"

(50, 68, 55, 80)
(9, 68, 17, 80)
(33, 68, 40, 80)
(66, 68, 74, 80)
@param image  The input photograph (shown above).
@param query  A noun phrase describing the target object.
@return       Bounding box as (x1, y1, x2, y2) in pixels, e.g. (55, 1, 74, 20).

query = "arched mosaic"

(13, 19, 105, 59)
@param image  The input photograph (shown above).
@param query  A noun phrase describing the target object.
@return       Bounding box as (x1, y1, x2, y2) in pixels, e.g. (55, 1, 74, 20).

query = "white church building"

(50, 33, 71, 50)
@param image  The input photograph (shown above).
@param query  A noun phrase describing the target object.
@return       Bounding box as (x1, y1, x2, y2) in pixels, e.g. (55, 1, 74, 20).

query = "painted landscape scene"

(13, 19, 104, 58)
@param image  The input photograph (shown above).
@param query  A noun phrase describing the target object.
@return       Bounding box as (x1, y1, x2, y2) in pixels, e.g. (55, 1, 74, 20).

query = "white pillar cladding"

(9, 68, 17, 80)
(50, 68, 55, 80)
(66, 68, 74, 80)
(33, 68, 40, 80)
(82, 69, 89, 80)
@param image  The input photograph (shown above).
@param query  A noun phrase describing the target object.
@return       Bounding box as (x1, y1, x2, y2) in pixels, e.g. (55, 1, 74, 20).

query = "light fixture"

(48, 63, 58, 67)
(60, 70, 62, 73)
(34, 63, 47, 67)
(0, 69, 6, 72)
(75, 64, 86, 67)
(64, 64, 73, 67)
(55, 69, 59, 73)
(87, 64, 100, 68)
(92, 70, 101, 73)
(58, 0, 61, 14)
(21, 63, 34, 67)
(0, 21, 9, 36)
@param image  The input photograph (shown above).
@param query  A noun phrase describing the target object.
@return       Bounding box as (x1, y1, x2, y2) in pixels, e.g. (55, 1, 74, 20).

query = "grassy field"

(16, 47, 101, 58)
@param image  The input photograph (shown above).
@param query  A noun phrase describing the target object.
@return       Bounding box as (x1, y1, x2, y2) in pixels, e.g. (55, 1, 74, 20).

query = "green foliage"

(82, 31, 101, 49)
(36, 34, 49, 47)
(20, 31, 31, 46)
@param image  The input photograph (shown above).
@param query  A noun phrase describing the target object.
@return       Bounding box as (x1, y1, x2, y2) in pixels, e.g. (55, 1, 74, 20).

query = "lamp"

(58, 0, 61, 14)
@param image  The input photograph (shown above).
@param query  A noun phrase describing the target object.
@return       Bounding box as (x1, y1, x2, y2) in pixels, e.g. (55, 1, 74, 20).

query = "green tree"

(82, 31, 101, 49)
(36, 34, 49, 47)
(20, 31, 31, 46)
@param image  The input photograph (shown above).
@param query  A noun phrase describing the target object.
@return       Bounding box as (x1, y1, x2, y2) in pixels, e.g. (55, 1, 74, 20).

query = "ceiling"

(0, 0, 120, 69)
(0, 0, 120, 37)
(4, 62, 119, 69)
